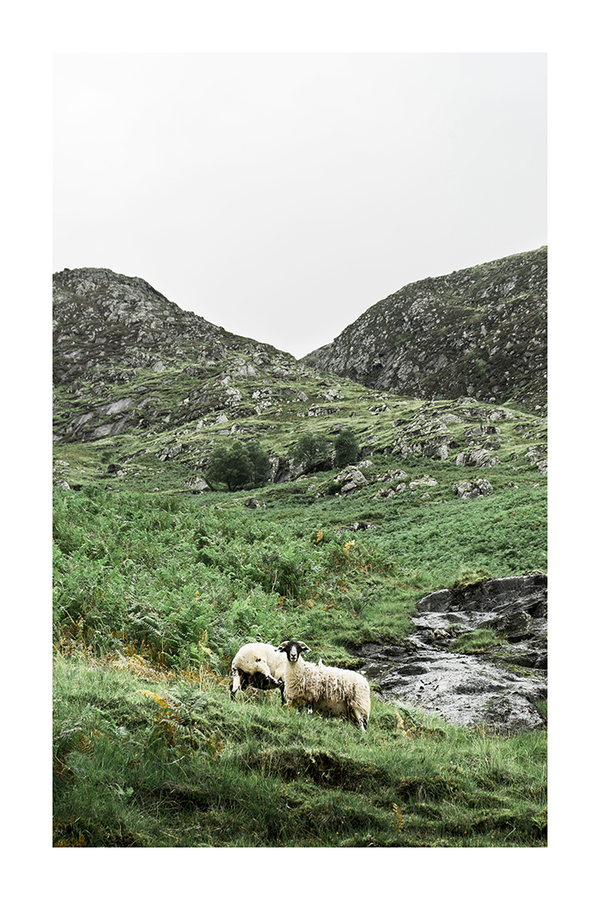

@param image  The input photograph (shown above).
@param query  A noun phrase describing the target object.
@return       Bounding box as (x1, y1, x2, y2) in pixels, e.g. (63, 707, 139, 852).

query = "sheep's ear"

(276, 641, 290, 652)
(299, 643, 312, 654)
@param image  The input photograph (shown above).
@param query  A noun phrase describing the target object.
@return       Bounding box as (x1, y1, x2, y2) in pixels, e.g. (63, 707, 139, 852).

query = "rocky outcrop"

(333, 465, 369, 494)
(358, 573, 547, 733)
(52, 267, 307, 442)
(452, 478, 494, 499)
(302, 247, 547, 413)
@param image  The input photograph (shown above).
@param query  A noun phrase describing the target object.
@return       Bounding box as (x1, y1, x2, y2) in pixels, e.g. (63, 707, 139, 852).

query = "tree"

(245, 440, 271, 486)
(291, 432, 330, 472)
(334, 428, 360, 468)
(206, 441, 270, 491)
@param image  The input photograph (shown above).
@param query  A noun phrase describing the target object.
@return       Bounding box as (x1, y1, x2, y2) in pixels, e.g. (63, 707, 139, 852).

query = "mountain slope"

(52, 264, 547, 498)
(301, 247, 547, 413)
(53, 267, 301, 442)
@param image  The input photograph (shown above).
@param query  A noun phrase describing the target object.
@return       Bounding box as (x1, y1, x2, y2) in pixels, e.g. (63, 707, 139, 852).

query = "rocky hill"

(53, 267, 303, 443)
(52, 264, 547, 497)
(301, 247, 547, 413)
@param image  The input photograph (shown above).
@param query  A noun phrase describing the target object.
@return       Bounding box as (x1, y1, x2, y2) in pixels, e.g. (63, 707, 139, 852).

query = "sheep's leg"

(230, 668, 241, 700)
(277, 680, 285, 705)
(350, 704, 368, 731)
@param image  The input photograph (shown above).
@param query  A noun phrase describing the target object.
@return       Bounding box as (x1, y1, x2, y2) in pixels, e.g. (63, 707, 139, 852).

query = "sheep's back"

(290, 661, 369, 708)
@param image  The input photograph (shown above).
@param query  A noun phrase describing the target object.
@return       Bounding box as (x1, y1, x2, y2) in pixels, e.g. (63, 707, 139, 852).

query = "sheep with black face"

(230, 642, 287, 704)
(277, 640, 371, 730)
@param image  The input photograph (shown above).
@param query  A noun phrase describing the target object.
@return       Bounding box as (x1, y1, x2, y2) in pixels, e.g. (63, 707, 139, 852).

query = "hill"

(52, 264, 547, 495)
(52, 263, 547, 848)
(302, 247, 547, 413)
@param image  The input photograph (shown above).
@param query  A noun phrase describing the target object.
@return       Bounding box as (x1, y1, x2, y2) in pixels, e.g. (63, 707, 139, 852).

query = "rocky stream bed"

(358, 573, 547, 733)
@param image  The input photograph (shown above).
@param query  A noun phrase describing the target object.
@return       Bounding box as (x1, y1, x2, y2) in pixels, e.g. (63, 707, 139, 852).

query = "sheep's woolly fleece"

(230, 642, 287, 702)
(277, 640, 371, 730)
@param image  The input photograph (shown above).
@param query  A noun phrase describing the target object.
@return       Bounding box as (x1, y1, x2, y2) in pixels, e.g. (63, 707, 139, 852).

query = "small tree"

(291, 432, 330, 472)
(206, 441, 270, 491)
(334, 428, 360, 468)
(245, 440, 271, 486)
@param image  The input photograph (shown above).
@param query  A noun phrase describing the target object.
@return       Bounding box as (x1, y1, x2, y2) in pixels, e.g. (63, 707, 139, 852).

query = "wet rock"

(357, 574, 547, 733)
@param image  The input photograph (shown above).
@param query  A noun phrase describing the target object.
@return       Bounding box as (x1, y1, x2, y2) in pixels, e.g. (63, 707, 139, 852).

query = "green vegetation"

(53, 466, 547, 847)
(291, 431, 331, 472)
(334, 427, 360, 467)
(206, 440, 270, 491)
(53, 651, 547, 848)
(52, 261, 548, 849)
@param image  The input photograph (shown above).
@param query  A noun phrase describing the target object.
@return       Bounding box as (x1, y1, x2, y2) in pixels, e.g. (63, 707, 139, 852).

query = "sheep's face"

(277, 640, 311, 663)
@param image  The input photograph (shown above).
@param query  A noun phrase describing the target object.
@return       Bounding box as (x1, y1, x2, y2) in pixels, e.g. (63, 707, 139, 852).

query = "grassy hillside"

(53, 465, 547, 848)
(302, 247, 547, 412)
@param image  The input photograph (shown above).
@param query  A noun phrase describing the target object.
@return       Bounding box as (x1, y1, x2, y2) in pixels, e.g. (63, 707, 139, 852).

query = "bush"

(291, 432, 330, 472)
(206, 441, 271, 491)
(334, 428, 360, 467)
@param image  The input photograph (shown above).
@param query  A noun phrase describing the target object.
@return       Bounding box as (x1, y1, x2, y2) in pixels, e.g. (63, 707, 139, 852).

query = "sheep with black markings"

(277, 640, 371, 730)
(230, 642, 287, 704)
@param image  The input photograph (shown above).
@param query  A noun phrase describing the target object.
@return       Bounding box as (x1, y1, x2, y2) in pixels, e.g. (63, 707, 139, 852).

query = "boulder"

(452, 478, 493, 499)
(334, 465, 368, 494)
(357, 573, 547, 733)
(184, 475, 209, 492)
(455, 448, 499, 467)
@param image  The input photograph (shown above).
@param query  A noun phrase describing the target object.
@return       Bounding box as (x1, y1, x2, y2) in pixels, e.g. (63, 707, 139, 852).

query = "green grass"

(53, 652, 547, 848)
(53, 468, 547, 847)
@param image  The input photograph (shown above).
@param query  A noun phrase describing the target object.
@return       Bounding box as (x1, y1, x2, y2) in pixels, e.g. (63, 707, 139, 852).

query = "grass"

(53, 651, 547, 848)
(53, 462, 547, 847)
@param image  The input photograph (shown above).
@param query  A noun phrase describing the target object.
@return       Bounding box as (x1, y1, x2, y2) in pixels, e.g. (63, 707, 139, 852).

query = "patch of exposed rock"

(358, 573, 547, 733)
(334, 465, 369, 494)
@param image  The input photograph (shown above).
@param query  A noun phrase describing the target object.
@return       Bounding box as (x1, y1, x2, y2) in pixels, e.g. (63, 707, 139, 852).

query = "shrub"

(206, 441, 270, 491)
(334, 428, 360, 467)
(291, 432, 330, 472)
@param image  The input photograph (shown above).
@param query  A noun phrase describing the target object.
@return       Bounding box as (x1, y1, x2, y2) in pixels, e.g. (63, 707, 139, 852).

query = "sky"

(53, 53, 546, 359)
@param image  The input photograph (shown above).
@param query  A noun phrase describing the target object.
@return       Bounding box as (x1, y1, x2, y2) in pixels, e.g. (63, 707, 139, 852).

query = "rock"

(157, 442, 184, 461)
(525, 445, 548, 475)
(301, 247, 547, 412)
(409, 476, 438, 490)
(184, 475, 209, 492)
(334, 465, 369, 494)
(357, 573, 547, 733)
(452, 478, 493, 499)
(455, 448, 499, 467)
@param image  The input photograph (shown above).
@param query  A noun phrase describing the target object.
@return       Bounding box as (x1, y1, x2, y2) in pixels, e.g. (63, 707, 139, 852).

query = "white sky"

(53, 52, 546, 359)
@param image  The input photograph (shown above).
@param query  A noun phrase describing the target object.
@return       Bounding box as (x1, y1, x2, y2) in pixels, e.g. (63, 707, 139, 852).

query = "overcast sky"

(53, 53, 546, 359)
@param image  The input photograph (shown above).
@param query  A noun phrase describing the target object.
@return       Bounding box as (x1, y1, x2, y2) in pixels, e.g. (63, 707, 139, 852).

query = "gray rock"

(184, 475, 209, 492)
(455, 448, 499, 467)
(358, 574, 547, 733)
(334, 465, 369, 494)
(452, 478, 493, 499)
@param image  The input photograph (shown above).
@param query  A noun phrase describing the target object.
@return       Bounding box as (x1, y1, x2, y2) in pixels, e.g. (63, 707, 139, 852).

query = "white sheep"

(230, 642, 287, 704)
(276, 640, 371, 730)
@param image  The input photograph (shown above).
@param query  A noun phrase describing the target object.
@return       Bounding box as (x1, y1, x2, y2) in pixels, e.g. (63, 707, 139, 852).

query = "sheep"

(230, 642, 287, 704)
(276, 640, 371, 730)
